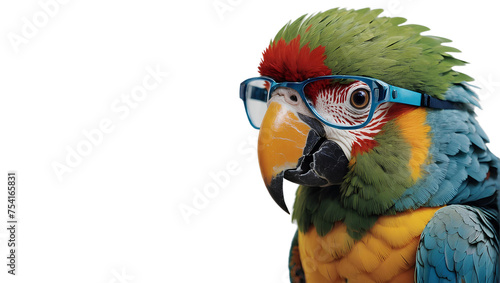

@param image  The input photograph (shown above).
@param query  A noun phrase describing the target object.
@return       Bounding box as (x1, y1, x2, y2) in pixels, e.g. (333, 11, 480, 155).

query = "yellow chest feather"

(298, 207, 441, 283)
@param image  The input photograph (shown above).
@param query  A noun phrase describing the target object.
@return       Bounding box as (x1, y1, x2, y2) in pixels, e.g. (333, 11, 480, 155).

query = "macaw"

(239, 8, 499, 283)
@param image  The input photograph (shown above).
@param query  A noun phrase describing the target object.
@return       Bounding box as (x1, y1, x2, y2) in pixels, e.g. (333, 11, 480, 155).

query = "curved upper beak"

(257, 93, 349, 213)
(257, 100, 311, 213)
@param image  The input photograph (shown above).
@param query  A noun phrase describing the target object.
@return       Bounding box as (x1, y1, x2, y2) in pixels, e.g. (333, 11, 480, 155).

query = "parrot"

(239, 8, 499, 283)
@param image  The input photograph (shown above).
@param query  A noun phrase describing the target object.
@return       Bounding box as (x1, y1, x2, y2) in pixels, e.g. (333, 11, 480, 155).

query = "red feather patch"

(258, 35, 331, 82)
(351, 138, 379, 156)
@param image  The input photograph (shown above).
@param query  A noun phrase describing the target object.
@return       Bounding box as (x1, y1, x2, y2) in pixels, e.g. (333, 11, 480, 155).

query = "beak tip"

(282, 205, 290, 215)
(266, 172, 290, 214)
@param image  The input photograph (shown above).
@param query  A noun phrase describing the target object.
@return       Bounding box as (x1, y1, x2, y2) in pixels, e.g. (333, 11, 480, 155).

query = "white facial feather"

(312, 81, 392, 160)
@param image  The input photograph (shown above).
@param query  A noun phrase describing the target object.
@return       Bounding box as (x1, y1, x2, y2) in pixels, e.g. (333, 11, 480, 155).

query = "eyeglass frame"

(240, 75, 458, 130)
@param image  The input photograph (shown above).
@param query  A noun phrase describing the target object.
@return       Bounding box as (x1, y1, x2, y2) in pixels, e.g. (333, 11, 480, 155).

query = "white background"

(0, 0, 499, 282)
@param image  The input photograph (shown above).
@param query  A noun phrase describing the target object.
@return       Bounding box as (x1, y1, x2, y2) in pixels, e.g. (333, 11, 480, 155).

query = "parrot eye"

(349, 88, 370, 109)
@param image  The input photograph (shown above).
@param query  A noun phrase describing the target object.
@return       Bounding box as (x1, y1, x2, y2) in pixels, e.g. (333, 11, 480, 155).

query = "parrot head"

(241, 8, 475, 237)
(256, 75, 395, 213)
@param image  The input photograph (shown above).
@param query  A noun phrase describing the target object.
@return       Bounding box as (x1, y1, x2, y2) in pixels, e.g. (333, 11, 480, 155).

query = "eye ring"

(349, 88, 370, 109)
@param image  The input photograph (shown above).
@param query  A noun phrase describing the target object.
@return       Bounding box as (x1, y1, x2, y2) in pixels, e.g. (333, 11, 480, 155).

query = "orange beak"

(258, 101, 311, 213)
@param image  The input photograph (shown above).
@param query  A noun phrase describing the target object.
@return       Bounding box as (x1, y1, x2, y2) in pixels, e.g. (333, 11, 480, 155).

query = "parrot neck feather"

(293, 107, 431, 239)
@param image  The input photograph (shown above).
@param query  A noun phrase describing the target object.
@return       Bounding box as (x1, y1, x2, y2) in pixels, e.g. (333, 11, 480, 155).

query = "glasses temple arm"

(239, 83, 245, 99)
(388, 86, 459, 110)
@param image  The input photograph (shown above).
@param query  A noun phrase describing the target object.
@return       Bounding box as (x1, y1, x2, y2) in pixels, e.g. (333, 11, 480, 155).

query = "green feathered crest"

(272, 8, 472, 98)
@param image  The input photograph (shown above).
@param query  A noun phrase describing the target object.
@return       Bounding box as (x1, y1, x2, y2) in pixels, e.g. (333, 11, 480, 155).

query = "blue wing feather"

(416, 205, 499, 283)
(443, 82, 481, 108)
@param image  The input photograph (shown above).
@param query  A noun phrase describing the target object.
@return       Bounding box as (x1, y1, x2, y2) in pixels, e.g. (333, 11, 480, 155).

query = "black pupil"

(352, 90, 367, 107)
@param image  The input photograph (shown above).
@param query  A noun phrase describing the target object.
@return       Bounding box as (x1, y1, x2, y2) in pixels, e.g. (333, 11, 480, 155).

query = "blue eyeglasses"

(240, 75, 458, 130)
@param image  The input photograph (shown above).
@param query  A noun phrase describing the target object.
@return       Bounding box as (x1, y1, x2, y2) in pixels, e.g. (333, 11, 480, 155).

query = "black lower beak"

(284, 131, 349, 187)
(284, 114, 349, 188)
(265, 116, 349, 214)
